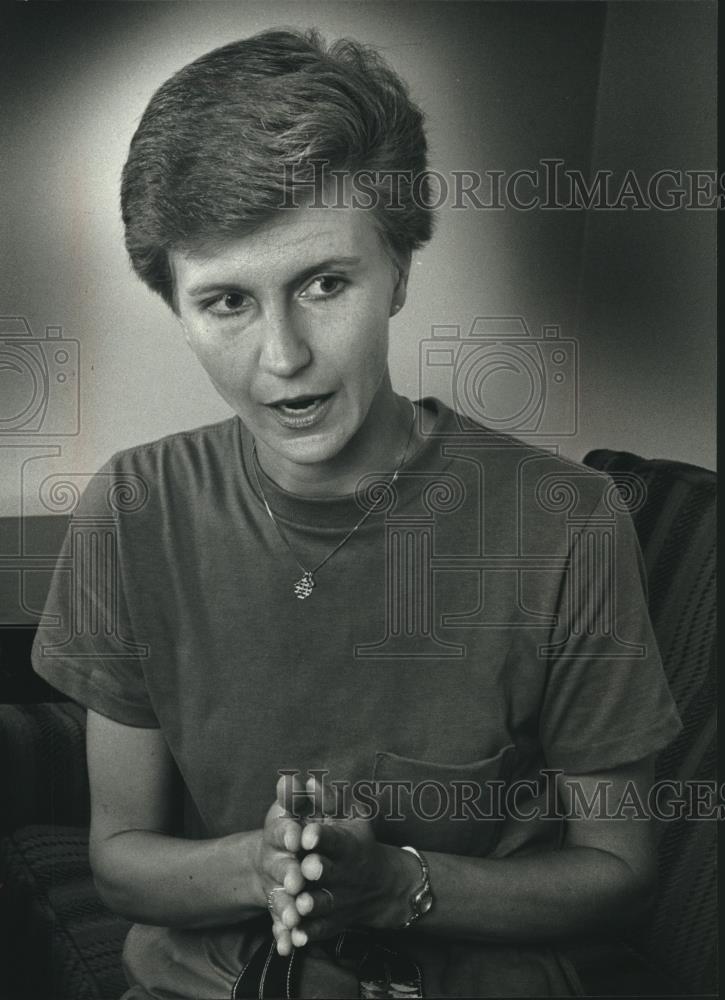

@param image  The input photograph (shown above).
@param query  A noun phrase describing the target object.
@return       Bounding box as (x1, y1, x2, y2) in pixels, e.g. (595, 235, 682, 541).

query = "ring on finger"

(267, 886, 284, 914)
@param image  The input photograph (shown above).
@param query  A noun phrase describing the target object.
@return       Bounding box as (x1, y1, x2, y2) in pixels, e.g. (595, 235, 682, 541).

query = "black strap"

(231, 932, 303, 999)
(324, 929, 423, 998)
(232, 927, 423, 999)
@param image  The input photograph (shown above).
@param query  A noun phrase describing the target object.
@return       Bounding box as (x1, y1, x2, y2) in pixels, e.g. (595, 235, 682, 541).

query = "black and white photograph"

(0, 2, 717, 998)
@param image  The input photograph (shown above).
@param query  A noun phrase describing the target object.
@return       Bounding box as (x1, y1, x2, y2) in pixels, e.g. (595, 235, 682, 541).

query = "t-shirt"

(32, 397, 682, 997)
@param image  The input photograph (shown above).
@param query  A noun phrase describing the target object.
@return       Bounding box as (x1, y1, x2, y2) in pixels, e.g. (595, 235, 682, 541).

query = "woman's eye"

(300, 275, 345, 299)
(206, 292, 249, 316)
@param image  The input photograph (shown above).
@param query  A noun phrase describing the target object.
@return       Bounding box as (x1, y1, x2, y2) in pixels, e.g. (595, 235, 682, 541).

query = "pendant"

(294, 571, 315, 600)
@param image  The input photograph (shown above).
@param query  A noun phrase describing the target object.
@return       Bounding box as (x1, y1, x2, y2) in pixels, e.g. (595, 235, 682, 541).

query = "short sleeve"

(538, 484, 682, 772)
(31, 455, 159, 728)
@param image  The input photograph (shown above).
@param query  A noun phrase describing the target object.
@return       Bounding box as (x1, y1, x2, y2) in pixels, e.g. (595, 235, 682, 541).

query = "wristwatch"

(400, 845, 434, 928)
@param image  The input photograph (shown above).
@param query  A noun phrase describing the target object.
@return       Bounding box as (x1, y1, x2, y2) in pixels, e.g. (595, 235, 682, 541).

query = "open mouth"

(273, 393, 333, 415)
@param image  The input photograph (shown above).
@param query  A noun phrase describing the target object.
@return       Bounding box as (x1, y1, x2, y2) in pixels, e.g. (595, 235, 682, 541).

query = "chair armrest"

(0, 702, 89, 834)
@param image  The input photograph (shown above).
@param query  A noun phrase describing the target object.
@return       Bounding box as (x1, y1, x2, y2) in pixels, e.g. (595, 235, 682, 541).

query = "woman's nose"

(258, 308, 311, 377)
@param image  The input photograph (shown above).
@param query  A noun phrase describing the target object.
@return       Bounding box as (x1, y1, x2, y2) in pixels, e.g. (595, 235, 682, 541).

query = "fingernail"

(284, 829, 295, 851)
(301, 826, 317, 850)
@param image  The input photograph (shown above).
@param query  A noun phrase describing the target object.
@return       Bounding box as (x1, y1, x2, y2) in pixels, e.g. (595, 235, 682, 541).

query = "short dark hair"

(120, 28, 436, 308)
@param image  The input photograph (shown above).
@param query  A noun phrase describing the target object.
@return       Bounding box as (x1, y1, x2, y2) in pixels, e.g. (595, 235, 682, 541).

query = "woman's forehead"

(171, 205, 386, 285)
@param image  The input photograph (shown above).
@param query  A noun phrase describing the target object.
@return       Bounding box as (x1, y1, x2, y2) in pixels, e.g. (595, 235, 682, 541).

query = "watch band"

(400, 845, 433, 928)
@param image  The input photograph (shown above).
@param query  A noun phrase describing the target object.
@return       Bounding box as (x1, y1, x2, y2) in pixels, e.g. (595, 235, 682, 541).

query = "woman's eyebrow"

(185, 256, 362, 298)
(292, 256, 362, 285)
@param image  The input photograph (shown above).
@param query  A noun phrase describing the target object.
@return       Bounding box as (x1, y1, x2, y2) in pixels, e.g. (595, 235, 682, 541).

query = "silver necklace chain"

(251, 399, 417, 599)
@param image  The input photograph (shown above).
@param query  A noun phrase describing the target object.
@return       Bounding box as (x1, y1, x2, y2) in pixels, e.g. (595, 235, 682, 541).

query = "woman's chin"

(272, 431, 352, 468)
(253, 416, 355, 470)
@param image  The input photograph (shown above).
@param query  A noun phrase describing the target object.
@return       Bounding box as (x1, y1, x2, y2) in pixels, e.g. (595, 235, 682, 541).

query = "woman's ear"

(390, 255, 411, 317)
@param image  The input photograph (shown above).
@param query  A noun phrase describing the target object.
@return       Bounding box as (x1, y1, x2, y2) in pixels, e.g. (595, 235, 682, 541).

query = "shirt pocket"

(371, 744, 517, 857)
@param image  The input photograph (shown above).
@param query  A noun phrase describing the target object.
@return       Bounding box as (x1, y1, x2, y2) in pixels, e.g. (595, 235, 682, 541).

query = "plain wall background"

(0, 1, 716, 518)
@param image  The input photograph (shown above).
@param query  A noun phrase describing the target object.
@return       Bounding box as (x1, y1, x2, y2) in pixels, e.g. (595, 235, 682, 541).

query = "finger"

(300, 822, 320, 852)
(266, 815, 302, 854)
(277, 771, 311, 820)
(266, 885, 285, 915)
(295, 887, 336, 918)
(265, 854, 304, 895)
(266, 886, 301, 929)
(273, 921, 293, 956)
(295, 891, 314, 917)
(290, 927, 309, 948)
(300, 852, 338, 883)
(300, 852, 323, 881)
(281, 898, 301, 929)
(263, 799, 289, 829)
(301, 821, 347, 858)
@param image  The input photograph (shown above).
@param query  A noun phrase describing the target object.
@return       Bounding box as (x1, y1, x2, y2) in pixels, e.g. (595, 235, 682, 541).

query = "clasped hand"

(256, 772, 401, 956)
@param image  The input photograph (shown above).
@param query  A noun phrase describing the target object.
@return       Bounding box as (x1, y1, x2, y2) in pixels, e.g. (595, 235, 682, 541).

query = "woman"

(33, 28, 682, 999)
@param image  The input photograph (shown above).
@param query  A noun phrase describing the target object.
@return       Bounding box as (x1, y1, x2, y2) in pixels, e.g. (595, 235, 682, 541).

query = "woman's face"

(170, 203, 405, 483)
